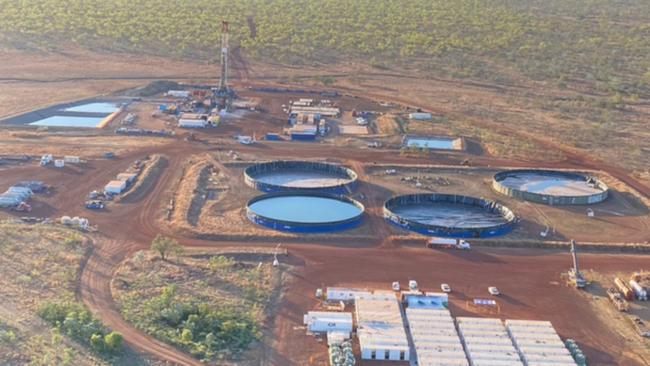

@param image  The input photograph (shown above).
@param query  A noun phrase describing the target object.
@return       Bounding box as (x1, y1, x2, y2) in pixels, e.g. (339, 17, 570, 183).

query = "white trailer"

(427, 237, 471, 250)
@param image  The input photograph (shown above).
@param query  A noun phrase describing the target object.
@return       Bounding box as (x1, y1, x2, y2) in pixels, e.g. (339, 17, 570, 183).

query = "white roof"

(457, 317, 523, 366)
(506, 319, 574, 365)
(105, 180, 126, 188)
(356, 296, 409, 352)
(406, 307, 468, 366)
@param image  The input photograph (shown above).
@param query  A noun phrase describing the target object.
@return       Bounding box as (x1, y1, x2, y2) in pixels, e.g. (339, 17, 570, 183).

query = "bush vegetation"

(114, 252, 282, 363)
(0, 0, 649, 94)
(38, 301, 123, 356)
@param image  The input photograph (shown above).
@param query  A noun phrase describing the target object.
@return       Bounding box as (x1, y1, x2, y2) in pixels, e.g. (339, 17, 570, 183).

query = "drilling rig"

(567, 239, 587, 288)
(213, 20, 235, 111)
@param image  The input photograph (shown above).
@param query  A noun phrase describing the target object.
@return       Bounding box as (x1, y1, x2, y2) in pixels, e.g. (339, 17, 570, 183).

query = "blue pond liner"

(384, 193, 517, 238)
(246, 192, 365, 233)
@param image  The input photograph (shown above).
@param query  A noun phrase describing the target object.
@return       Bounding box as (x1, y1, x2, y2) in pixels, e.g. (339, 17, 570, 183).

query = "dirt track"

(1, 84, 649, 365)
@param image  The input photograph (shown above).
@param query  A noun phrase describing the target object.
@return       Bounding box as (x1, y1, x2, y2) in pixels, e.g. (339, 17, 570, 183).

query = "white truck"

(426, 237, 471, 250)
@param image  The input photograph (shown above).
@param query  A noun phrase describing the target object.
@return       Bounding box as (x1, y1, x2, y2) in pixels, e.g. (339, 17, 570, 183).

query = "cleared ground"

(0, 54, 648, 365)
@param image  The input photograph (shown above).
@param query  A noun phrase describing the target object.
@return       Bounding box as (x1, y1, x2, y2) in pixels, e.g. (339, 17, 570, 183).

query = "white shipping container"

(178, 119, 207, 128)
(54, 159, 65, 168)
(63, 155, 80, 163)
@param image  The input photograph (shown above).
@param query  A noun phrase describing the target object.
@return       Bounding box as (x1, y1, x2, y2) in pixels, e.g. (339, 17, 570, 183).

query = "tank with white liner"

(629, 280, 648, 301)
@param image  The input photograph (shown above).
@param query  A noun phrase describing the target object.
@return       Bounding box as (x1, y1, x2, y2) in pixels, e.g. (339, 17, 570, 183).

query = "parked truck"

(426, 237, 471, 250)
(615, 278, 634, 300)
(606, 288, 629, 311)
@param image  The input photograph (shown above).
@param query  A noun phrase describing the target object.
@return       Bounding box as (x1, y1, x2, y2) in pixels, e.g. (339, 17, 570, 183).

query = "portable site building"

(303, 311, 353, 336)
(178, 113, 208, 128)
(409, 112, 433, 121)
(289, 124, 318, 141)
(505, 319, 576, 366)
(117, 173, 138, 184)
(64, 156, 80, 163)
(326, 287, 371, 302)
(105, 180, 127, 194)
(167, 90, 190, 98)
(456, 317, 523, 366)
(406, 308, 468, 366)
(356, 296, 410, 361)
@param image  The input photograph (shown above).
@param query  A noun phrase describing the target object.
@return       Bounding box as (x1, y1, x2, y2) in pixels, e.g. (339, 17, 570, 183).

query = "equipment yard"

(2, 11, 650, 364)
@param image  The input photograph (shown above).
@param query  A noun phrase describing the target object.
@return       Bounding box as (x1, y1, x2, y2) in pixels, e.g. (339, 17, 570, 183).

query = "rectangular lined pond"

(63, 102, 119, 114)
(404, 136, 462, 150)
(29, 115, 106, 128)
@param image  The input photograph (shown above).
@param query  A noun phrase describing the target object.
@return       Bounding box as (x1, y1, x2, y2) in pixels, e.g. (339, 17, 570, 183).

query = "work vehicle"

(409, 280, 418, 291)
(85, 200, 105, 210)
(488, 287, 500, 296)
(12, 202, 32, 212)
(392, 282, 400, 291)
(441, 284, 451, 293)
(426, 237, 471, 250)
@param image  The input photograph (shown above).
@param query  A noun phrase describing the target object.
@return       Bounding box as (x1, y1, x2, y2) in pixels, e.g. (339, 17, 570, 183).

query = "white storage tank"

(629, 280, 648, 300)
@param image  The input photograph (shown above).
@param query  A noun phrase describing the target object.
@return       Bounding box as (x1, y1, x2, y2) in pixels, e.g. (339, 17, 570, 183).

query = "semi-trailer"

(614, 278, 634, 300)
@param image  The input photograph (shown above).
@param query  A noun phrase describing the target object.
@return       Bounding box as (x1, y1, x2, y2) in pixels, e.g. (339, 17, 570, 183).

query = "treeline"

(1, 0, 649, 94)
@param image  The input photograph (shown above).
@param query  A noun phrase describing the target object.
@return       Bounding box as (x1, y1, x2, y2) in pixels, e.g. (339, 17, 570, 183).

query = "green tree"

(104, 331, 123, 353)
(90, 333, 104, 352)
(151, 235, 181, 261)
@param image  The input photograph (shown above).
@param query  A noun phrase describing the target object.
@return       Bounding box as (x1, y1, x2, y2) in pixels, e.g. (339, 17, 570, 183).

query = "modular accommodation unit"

(505, 319, 576, 366)
(456, 317, 523, 366)
(167, 90, 190, 98)
(289, 124, 318, 141)
(105, 180, 127, 195)
(355, 296, 409, 361)
(289, 106, 340, 117)
(178, 113, 208, 128)
(117, 173, 138, 184)
(303, 311, 352, 336)
(326, 287, 371, 302)
(409, 112, 433, 120)
(406, 308, 468, 366)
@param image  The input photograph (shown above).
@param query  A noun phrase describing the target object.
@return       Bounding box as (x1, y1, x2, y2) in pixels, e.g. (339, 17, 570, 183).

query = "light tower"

(219, 20, 229, 92)
(214, 20, 235, 110)
(567, 239, 587, 288)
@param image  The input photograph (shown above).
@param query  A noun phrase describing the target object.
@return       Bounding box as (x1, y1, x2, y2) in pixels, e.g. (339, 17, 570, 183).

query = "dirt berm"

(118, 154, 168, 203)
